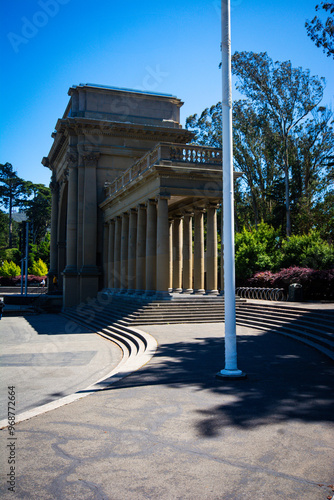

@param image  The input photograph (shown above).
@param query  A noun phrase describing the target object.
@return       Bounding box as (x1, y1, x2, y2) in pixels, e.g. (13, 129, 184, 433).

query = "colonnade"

(104, 198, 220, 296)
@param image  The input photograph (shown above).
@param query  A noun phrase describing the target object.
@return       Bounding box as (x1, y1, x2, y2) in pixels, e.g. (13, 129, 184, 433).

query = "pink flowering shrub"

(247, 267, 334, 300)
(0, 275, 46, 286)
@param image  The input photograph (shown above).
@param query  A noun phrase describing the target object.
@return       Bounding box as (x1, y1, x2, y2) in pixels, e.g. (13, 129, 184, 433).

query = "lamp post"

(216, 0, 246, 379)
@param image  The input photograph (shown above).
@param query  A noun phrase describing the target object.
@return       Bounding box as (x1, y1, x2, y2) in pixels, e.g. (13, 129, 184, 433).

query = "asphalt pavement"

(0, 314, 333, 500)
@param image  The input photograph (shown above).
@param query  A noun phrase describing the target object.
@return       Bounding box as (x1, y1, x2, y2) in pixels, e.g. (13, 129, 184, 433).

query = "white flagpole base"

(216, 369, 247, 380)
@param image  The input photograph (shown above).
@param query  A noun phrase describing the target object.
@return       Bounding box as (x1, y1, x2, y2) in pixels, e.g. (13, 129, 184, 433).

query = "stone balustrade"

(104, 143, 222, 197)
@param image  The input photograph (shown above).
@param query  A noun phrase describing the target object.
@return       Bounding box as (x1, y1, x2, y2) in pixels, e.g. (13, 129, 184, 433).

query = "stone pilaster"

(128, 209, 137, 293)
(172, 215, 183, 293)
(80, 152, 100, 302)
(114, 216, 122, 290)
(108, 220, 115, 289)
(145, 199, 157, 294)
(48, 172, 59, 292)
(63, 152, 80, 307)
(156, 196, 170, 297)
(136, 204, 146, 293)
(193, 208, 205, 294)
(182, 212, 193, 293)
(120, 212, 129, 291)
(103, 223, 109, 288)
(168, 219, 173, 292)
(206, 204, 219, 294)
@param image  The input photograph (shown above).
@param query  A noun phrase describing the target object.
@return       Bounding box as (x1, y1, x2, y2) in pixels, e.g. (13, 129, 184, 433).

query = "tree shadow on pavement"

(96, 328, 334, 435)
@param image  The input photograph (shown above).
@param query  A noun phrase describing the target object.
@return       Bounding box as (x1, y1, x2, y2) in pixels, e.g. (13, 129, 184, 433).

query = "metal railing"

(236, 287, 286, 301)
(104, 142, 222, 197)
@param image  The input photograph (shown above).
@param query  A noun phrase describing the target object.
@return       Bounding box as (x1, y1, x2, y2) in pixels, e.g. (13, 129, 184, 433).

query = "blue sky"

(1, 0, 333, 188)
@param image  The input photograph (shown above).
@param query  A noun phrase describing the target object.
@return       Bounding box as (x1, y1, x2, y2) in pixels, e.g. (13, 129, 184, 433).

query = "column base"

(172, 288, 182, 293)
(216, 369, 247, 380)
(182, 288, 193, 294)
(79, 266, 100, 303)
(193, 289, 205, 294)
(206, 289, 219, 295)
(155, 290, 171, 300)
(63, 268, 80, 308)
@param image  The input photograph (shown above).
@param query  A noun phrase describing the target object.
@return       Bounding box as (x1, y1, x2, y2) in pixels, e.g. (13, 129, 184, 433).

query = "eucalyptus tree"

(231, 51, 325, 236)
(305, 1, 334, 58)
(0, 163, 31, 248)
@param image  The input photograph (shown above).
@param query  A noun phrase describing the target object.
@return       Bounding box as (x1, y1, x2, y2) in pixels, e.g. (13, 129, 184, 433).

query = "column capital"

(82, 151, 100, 167)
(182, 210, 194, 218)
(206, 202, 220, 210)
(156, 193, 170, 202)
(66, 151, 78, 168)
(49, 173, 59, 193)
(193, 206, 206, 214)
(173, 213, 184, 220)
(146, 198, 157, 207)
(108, 219, 115, 227)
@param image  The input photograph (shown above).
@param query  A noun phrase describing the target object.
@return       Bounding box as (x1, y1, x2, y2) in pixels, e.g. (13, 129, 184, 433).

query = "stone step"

(235, 317, 334, 358)
(238, 303, 334, 324)
(236, 309, 334, 337)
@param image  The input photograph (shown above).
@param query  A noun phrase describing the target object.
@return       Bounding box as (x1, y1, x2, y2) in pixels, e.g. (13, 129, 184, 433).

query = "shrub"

(29, 259, 48, 277)
(278, 231, 334, 270)
(235, 222, 280, 281)
(248, 267, 334, 300)
(0, 260, 21, 277)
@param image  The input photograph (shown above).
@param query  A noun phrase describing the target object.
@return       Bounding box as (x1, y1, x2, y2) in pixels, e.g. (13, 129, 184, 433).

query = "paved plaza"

(0, 313, 333, 499)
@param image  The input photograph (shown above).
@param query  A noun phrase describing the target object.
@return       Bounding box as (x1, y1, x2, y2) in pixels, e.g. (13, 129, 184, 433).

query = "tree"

(231, 52, 325, 236)
(186, 101, 285, 230)
(0, 163, 31, 248)
(289, 106, 334, 233)
(25, 183, 51, 244)
(305, 2, 334, 58)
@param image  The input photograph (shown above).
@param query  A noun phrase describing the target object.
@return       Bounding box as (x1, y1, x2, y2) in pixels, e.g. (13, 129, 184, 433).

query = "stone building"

(43, 84, 231, 308)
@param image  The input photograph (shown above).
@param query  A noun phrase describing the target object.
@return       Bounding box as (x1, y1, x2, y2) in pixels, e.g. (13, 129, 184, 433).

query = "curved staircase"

(61, 294, 334, 362)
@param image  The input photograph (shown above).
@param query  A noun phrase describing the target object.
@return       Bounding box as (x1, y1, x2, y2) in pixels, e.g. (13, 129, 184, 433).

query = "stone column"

(206, 204, 219, 294)
(114, 216, 122, 290)
(108, 220, 115, 289)
(120, 213, 129, 291)
(168, 219, 173, 292)
(146, 199, 157, 294)
(172, 215, 183, 293)
(80, 152, 100, 302)
(156, 196, 170, 297)
(103, 223, 109, 288)
(183, 212, 193, 293)
(193, 208, 205, 294)
(63, 152, 79, 307)
(136, 204, 146, 293)
(48, 172, 59, 292)
(128, 209, 137, 293)
(220, 202, 224, 295)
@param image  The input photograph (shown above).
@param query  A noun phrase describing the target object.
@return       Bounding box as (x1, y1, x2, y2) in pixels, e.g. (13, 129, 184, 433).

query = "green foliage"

(234, 224, 334, 282)
(278, 231, 334, 270)
(0, 163, 32, 248)
(0, 247, 21, 266)
(235, 222, 280, 280)
(187, 53, 334, 238)
(305, 1, 334, 58)
(25, 184, 51, 245)
(29, 258, 48, 277)
(0, 260, 21, 277)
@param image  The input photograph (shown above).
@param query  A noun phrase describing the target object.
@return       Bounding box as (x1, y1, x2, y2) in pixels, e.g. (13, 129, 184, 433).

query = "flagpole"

(216, 0, 246, 379)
